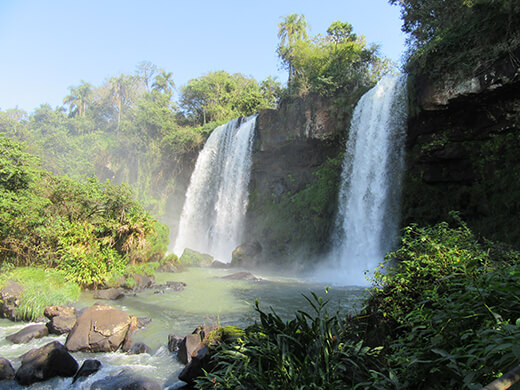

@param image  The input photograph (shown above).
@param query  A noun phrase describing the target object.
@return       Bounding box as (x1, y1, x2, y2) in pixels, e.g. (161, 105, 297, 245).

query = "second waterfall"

(173, 115, 257, 262)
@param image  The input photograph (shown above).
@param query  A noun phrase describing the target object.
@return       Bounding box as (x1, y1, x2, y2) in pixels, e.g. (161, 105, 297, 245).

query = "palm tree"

(63, 81, 92, 117)
(277, 14, 309, 85)
(109, 74, 134, 129)
(152, 71, 175, 97)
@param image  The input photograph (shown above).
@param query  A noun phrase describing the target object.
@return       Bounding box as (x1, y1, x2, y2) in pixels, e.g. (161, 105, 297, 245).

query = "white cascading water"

(173, 115, 257, 262)
(325, 75, 408, 286)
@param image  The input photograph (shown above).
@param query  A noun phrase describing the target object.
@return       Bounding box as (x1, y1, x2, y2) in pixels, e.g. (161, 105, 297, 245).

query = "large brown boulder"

(0, 281, 24, 321)
(15, 341, 78, 386)
(93, 287, 125, 300)
(44, 306, 77, 335)
(65, 304, 134, 352)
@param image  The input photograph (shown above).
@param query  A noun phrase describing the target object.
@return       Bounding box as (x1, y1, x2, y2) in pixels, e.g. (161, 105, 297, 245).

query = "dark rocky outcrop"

(0, 282, 24, 321)
(245, 94, 348, 265)
(65, 304, 135, 352)
(231, 241, 262, 268)
(15, 341, 78, 386)
(403, 51, 520, 244)
(179, 248, 214, 267)
(90, 368, 161, 390)
(72, 359, 102, 384)
(177, 333, 204, 365)
(6, 324, 48, 344)
(44, 306, 77, 335)
(0, 358, 15, 381)
(178, 345, 212, 385)
(94, 287, 125, 300)
(168, 334, 183, 353)
(220, 271, 262, 282)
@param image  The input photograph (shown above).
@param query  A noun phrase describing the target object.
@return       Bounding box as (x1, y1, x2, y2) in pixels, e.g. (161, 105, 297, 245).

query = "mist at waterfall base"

(310, 76, 408, 287)
(172, 115, 257, 263)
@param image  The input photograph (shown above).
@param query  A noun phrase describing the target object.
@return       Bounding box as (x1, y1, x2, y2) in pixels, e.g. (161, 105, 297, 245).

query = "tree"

(135, 61, 158, 92)
(277, 14, 309, 85)
(63, 81, 92, 117)
(108, 74, 137, 129)
(152, 71, 176, 97)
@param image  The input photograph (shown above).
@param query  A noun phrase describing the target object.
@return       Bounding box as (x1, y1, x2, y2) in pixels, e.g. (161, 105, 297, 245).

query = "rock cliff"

(403, 49, 520, 244)
(244, 94, 349, 266)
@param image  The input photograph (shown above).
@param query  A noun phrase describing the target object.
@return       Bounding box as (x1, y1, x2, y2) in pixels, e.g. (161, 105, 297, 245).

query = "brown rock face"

(65, 305, 133, 352)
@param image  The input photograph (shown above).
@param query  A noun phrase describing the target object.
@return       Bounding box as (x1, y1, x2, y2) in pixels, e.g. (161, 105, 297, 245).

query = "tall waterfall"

(331, 75, 408, 285)
(173, 115, 257, 262)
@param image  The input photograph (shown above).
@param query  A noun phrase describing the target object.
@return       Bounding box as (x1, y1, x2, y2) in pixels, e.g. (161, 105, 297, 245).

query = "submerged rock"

(153, 281, 187, 293)
(221, 271, 262, 282)
(72, 359, 101, 384)
(90, 368, 161, 390)
(6, 324, 48, 344)
(0, 358, 15, 381)
(15, 341, 78, 386)
(65, 304, 134, 352)
(179, 248, 214, 267)
(93, 287, 125, 300)
(128, 342, 152, 355)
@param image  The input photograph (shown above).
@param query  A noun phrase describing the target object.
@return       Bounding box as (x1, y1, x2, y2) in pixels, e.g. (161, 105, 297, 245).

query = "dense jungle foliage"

(0, 134, 167, 288)
(194, 219, 520, 389)
(390, 0, 520, 79)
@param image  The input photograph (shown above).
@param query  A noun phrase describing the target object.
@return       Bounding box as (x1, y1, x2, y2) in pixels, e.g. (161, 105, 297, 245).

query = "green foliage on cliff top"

(194, 219, 520, 388)
(391, 0, 520, 80)
(0, 134, 168, 287)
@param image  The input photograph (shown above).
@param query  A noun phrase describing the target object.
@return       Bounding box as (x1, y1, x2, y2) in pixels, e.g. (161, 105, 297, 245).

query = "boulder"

(0, 358, 15, 381)
(15, 341, 78, 386)
(121, 316, 139, 352)
(128, 342, 152, 355)
(178, 345, 212, 385)
(231, 241, 262, 267)
(44, 305, 77, 335)
(211, 260, 230, 268)
(65, 304, 134, 352)
(153, 281, 186, 292)
(156, 262, 179, 273)
(132, 274, 154, 291)
(177, 333, 203, 365)
(6, 324, 48, 344)
(168, 334, 183, 353)
(93, 287, 125, 300)
(72, 359, 102, 384)
(90, 369, 161, 390)
(179, 248, 214, 267)
(0, 281, 24, 321)
(221, 271, 262, 282)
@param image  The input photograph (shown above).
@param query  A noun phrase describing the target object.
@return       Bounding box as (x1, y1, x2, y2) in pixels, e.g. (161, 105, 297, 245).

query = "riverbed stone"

(0, 358, 15, 380)
(6, 324, 49, 344)
(72, 359, 102, 384)
(15, 341, 78, 386)
(90, 368, 161, 390)
(168, 334, 183, 352)
(93, 287, 125, 300)
(157, 262, 180, 273)
(65, 304, 133, 352)
(177, 333, 203, 364)
(0, 281, 24, 321)
(221, 271, 262, 282)
(132, 273, 155, 291)
(211, 260, 230, 268)
(153, 281, 187, 292)
(128, 342, 152, 355)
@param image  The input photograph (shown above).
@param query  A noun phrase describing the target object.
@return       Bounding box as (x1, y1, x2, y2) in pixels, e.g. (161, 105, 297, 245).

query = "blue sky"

(0, 0, 406, 112)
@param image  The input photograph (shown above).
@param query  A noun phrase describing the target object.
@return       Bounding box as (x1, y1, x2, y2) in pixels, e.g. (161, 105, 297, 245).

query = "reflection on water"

(0, 268, 367, 388)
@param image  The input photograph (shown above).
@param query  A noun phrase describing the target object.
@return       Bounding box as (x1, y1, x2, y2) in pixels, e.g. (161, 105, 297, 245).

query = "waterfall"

(173, 115, 257, 262)
(330, 75, 408, 285)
